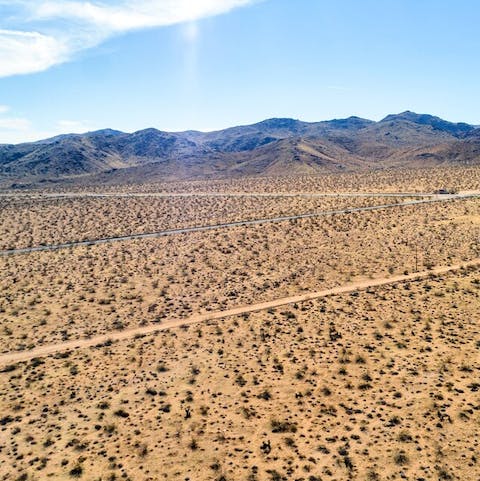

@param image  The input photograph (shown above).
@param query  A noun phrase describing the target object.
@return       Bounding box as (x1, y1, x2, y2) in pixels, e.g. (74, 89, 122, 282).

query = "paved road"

(1, 193, 478, 256)
(1, 193, 478, 257)
(0, 191, 440, 200)
(0, 258, 477, 366)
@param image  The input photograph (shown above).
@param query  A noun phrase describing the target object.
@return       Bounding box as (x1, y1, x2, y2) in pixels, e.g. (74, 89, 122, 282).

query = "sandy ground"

(0, 266, 478, 481)
(0, 168, 479, 481)
(0, 195, 410, 251)
(0, 258, 478, 366)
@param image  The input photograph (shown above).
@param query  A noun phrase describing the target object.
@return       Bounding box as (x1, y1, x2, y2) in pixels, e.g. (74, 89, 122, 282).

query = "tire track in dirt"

(0, 258, 478, 366)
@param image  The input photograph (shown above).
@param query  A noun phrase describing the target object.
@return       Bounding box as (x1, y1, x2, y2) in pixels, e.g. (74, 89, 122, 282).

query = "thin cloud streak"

(0, 117, 96, 144)
(0, 103, 96, 144)
(0, 0, 258, 77)
(0, 117, 31, 131)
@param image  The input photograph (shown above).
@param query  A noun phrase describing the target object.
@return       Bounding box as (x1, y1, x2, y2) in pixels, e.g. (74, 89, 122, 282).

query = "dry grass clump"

(0, 267, 478, 480)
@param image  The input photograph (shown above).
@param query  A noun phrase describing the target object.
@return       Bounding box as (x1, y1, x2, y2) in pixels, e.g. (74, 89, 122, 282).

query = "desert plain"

(0, 165, 479, 481)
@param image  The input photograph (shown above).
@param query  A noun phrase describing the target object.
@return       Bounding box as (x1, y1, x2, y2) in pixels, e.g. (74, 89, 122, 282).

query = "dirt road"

(0, 258, 477, 366)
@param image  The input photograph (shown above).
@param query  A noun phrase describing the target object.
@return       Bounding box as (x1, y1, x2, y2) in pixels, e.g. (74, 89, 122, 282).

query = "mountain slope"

(0, 111, 479, 187)
(380, 111, 474, 137)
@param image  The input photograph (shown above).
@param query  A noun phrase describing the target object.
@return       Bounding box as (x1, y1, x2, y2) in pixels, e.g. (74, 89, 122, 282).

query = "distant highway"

(0, 191, 442, 200)
(1, 192, 477, 256)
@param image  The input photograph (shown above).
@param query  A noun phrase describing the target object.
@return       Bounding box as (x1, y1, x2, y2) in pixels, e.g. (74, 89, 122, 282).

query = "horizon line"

(3, 110, 479, 146)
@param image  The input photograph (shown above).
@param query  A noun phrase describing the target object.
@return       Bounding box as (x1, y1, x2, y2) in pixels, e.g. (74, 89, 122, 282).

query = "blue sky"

(0, 0, 479, 143)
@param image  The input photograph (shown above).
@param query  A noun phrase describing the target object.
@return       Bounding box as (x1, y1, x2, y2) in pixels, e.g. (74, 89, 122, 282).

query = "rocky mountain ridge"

(1, 111, 479, 186)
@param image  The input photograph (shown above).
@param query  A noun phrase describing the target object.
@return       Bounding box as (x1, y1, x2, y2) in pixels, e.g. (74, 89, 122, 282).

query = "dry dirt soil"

(1, 197, 478, 355)
(0, 267, 479, 481)
(0, 167, 479, 481)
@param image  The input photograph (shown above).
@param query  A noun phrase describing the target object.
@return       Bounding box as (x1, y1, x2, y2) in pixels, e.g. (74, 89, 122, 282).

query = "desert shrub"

(257, 390, 272, 400)
(188, 438, 198, 450)
(394, 451, 409, 466)
(157, 362, 169, 372)
(397, 431, 412, 442)
(69, 465, 83, 478)
(271, 419, 297, 433)
(113, 409, 129, 418)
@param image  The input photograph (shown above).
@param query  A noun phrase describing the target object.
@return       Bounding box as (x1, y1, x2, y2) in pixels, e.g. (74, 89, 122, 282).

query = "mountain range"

(1, 111, 479, 187)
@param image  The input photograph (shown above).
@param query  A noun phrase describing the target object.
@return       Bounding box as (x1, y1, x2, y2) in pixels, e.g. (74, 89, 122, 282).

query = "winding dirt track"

(1, 259, 478, 366)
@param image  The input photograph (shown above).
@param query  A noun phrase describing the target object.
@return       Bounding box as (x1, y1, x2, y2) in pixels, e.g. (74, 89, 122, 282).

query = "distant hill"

(0, 111, 479, 187)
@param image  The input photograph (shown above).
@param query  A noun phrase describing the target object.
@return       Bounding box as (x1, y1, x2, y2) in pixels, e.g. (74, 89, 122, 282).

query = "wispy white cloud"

(0, 116, 31, 131)
(0, 0, 257, 77)
(0, 113, 96, 144)
(31, 0, 255, 31)
(56, 119, 94, 132)
(0, 105, 28, 143)
(0, 29, 68, 77)
(0, 109, 32, 143)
